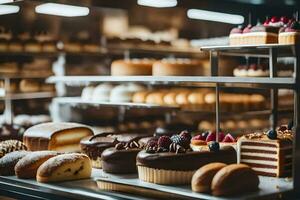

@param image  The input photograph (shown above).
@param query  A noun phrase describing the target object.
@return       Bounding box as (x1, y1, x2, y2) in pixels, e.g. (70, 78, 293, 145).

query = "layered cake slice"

(237, 127, 293, 177)
(279, 20, 300, 44)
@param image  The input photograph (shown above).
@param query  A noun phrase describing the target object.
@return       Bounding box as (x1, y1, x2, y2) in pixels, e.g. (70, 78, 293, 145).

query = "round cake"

(111, 59, 155, 76)
(152, 58, 203, 76)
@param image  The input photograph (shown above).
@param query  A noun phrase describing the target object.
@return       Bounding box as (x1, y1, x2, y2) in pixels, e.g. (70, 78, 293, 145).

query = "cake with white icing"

(237, 127, 293, 177)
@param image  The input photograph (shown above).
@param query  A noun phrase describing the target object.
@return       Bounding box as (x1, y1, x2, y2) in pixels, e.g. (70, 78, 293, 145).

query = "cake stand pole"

(293, 45, 300, 197)
(209, 50, 220, 140)
(269, 48, 278, 131)
(3, 77, 13, 124)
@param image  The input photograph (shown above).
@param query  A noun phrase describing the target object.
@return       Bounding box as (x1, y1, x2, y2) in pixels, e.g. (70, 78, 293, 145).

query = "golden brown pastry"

(19, 79, 40, 93)
(0, 140, 27, 158)
(111, 59, 155, 76)
(145, 91, 166, 105)
(36, 153, 92, 183)
(132, 91, 150, 103)
(211, 164, 259, 196)
(192, 163, 227, 193)
(0, 151, 29, 175)
(15, 151, 58, 179)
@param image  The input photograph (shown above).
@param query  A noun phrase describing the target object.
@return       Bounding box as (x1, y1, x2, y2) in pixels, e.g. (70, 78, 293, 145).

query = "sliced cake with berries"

(190, 131, 237, 151)
(279, 20, 300, 44)
(237, 125, 293, 177)
(136, 131, 237, 185)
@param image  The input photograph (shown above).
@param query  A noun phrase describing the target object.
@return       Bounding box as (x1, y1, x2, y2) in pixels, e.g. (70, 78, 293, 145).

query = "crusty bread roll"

(111, 59, 155, 76)
(175, 91, 191, 105)
(145, 91, 166, 105)
(19, 79, 40, 93)
(37, 153, 92, 183)
(188, 92, 205, 105)
(0, 151, 29, 176)
(211, 164, 259, 196)
(163, 91, 178, 105)
(15, 151, 58, 179)
(23, 122, 94, 152)
(152, 58, 203, 76)
(132, 91, 150, 103)
(191, 163, 227, 193)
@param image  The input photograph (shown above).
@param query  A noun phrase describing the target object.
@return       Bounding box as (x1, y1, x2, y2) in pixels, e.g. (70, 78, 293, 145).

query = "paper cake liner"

(137, 166, 195, 185)
(91, 157, 102, 169)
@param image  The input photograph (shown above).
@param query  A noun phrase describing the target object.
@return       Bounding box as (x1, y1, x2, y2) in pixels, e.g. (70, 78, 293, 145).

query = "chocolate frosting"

(154, 123, 197, 137)
(251, 25, 279, 34)
(136, 146, 237, 171)
(107, 133, 151, 143)
(80, 135, 118, 160)
(101, 147, 141, 173)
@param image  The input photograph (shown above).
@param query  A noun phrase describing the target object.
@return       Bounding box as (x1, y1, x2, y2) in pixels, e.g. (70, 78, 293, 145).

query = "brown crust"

(15, 151, 58, 179)
(37, 153, 89, 177)
(211, 164, 259, 196)
(191, 162, 227, 193)
(0, 151, 29, 176)
(111, 59, 155, 76)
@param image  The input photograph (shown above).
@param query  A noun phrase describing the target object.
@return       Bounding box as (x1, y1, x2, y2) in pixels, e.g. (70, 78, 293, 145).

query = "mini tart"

(136, 146, 237, 185)
(37, 153, 92, 183)
(80, 135, 118, 169)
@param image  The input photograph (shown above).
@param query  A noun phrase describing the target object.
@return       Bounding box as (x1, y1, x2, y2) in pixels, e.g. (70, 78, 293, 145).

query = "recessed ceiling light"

(0, 5, 19, 15)
(35, 3, 89, 17)
(137, 0, 177, 8)
(187, 9, 244, 24)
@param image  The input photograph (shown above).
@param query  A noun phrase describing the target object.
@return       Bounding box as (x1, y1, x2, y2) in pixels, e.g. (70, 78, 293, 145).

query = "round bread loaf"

(37, 153, 92, 183)
(152, 58, 203, 76)
(0, 151, 29, 176)
(15, 151, 58, 179)
(145, 91, 166, 105)
(19, 79, 40, 93)
(191, 162, 227, 193)
(132, 91, 150, 103)
(0, 140, 27, 158)
(111, 59, 155, 76)
(211, 164, 259, 196)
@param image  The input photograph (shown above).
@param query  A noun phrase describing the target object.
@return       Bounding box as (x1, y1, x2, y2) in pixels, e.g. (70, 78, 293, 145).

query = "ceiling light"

(0, 0, 13, 4)
(0, 5, 19, 15)
(137, 0, 177, 8)
(35, 3, 89, 17)
(187, 9, 244, 24)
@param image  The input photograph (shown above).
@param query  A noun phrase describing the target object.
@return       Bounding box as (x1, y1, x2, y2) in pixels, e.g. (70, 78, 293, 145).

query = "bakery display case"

(0, 0, 300, 199)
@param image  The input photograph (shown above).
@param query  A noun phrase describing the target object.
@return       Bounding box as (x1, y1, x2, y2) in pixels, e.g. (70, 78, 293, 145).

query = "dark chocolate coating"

(154, 123, 197, 137)
(101, 147, 141, 174)
(137, 146, 237, 171)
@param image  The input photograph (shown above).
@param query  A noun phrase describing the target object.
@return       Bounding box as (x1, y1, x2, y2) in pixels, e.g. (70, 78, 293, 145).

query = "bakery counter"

(0, 169, 293, 200)
(0, 169, 151, 200)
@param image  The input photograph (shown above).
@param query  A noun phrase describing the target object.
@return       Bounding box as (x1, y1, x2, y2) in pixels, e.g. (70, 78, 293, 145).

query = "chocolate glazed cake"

(238, 128, 293, 177)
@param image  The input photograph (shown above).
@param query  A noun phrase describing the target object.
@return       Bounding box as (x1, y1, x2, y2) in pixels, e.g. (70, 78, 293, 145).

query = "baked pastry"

(111, 59, 155, 76)
(80, 134, 118, 168)
(81, 86, 94, 101)
(40, 84, 55, 92)
(0, 140, 27, 158)
(24, 38, 42, 52)
(145, 91, 166, 105)
(110, 85, 133, 102)
(37, 153, 92, 183)
(0, 151, 29, 175)
(23, 122, 94, 152)
(238, 127, 293, 177)
(154, 122, 197, 137)
(8, 38, 23, 52)
(15, 151, 58, 179)
(137, 133, 236, 185)
(132, 91, 150, 103)
(152, 58, 203, 76)
(279, 20, 300, 44)
(92, 83, 113, 102)
(233, 64, 269, 77)
(63, 39, 82, 52)
(101, 134, 152, 174)
(163, 91, 179, 105)
(19, 79, 40, 93)
(42, 40, 57, 52)
(211, 164, 259, 196)
(0, 62, 19, 74)
(191, 162, 227, 193)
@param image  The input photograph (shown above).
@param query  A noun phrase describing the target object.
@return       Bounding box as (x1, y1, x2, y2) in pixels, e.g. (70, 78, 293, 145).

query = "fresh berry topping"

(242, 24, 252, 33)
(278, 125, 287, 132)
(249, 64, 257, 70)
(267, 129, 277, 140)
(179, 130, 192, 141)
(288, 120, 293, 130)
(158, 136, 172, 149)
(270, 16, 280, 23)
(147, 140, 158, 148)
(171, 134, 190, 148)
(205, 132, 216, 142)
(201, 131, 209, 140)
(192, 134, 204, 141)
(171, 134, 181, 144)
(209, 141, 220, 152)
(280, 16, 289, 24)
(263, 19, 270, 26)
(222, 133, 236, 143)
(169, 143, 185, 153)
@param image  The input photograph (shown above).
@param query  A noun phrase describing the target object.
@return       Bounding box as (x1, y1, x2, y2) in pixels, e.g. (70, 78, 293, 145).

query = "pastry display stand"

(45, 44, 300, 199)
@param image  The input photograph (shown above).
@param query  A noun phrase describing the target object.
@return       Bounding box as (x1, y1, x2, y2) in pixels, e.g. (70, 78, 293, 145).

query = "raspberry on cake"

(279, 20, 300, 44)
(237, 127, 293, 177)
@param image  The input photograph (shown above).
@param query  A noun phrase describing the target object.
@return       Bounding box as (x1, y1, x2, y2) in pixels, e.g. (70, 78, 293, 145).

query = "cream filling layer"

(252, 167, 277, 173)
(279, 32, 300, 36)
(241, 159, 277, 165)
(241, 145, 277, 151)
